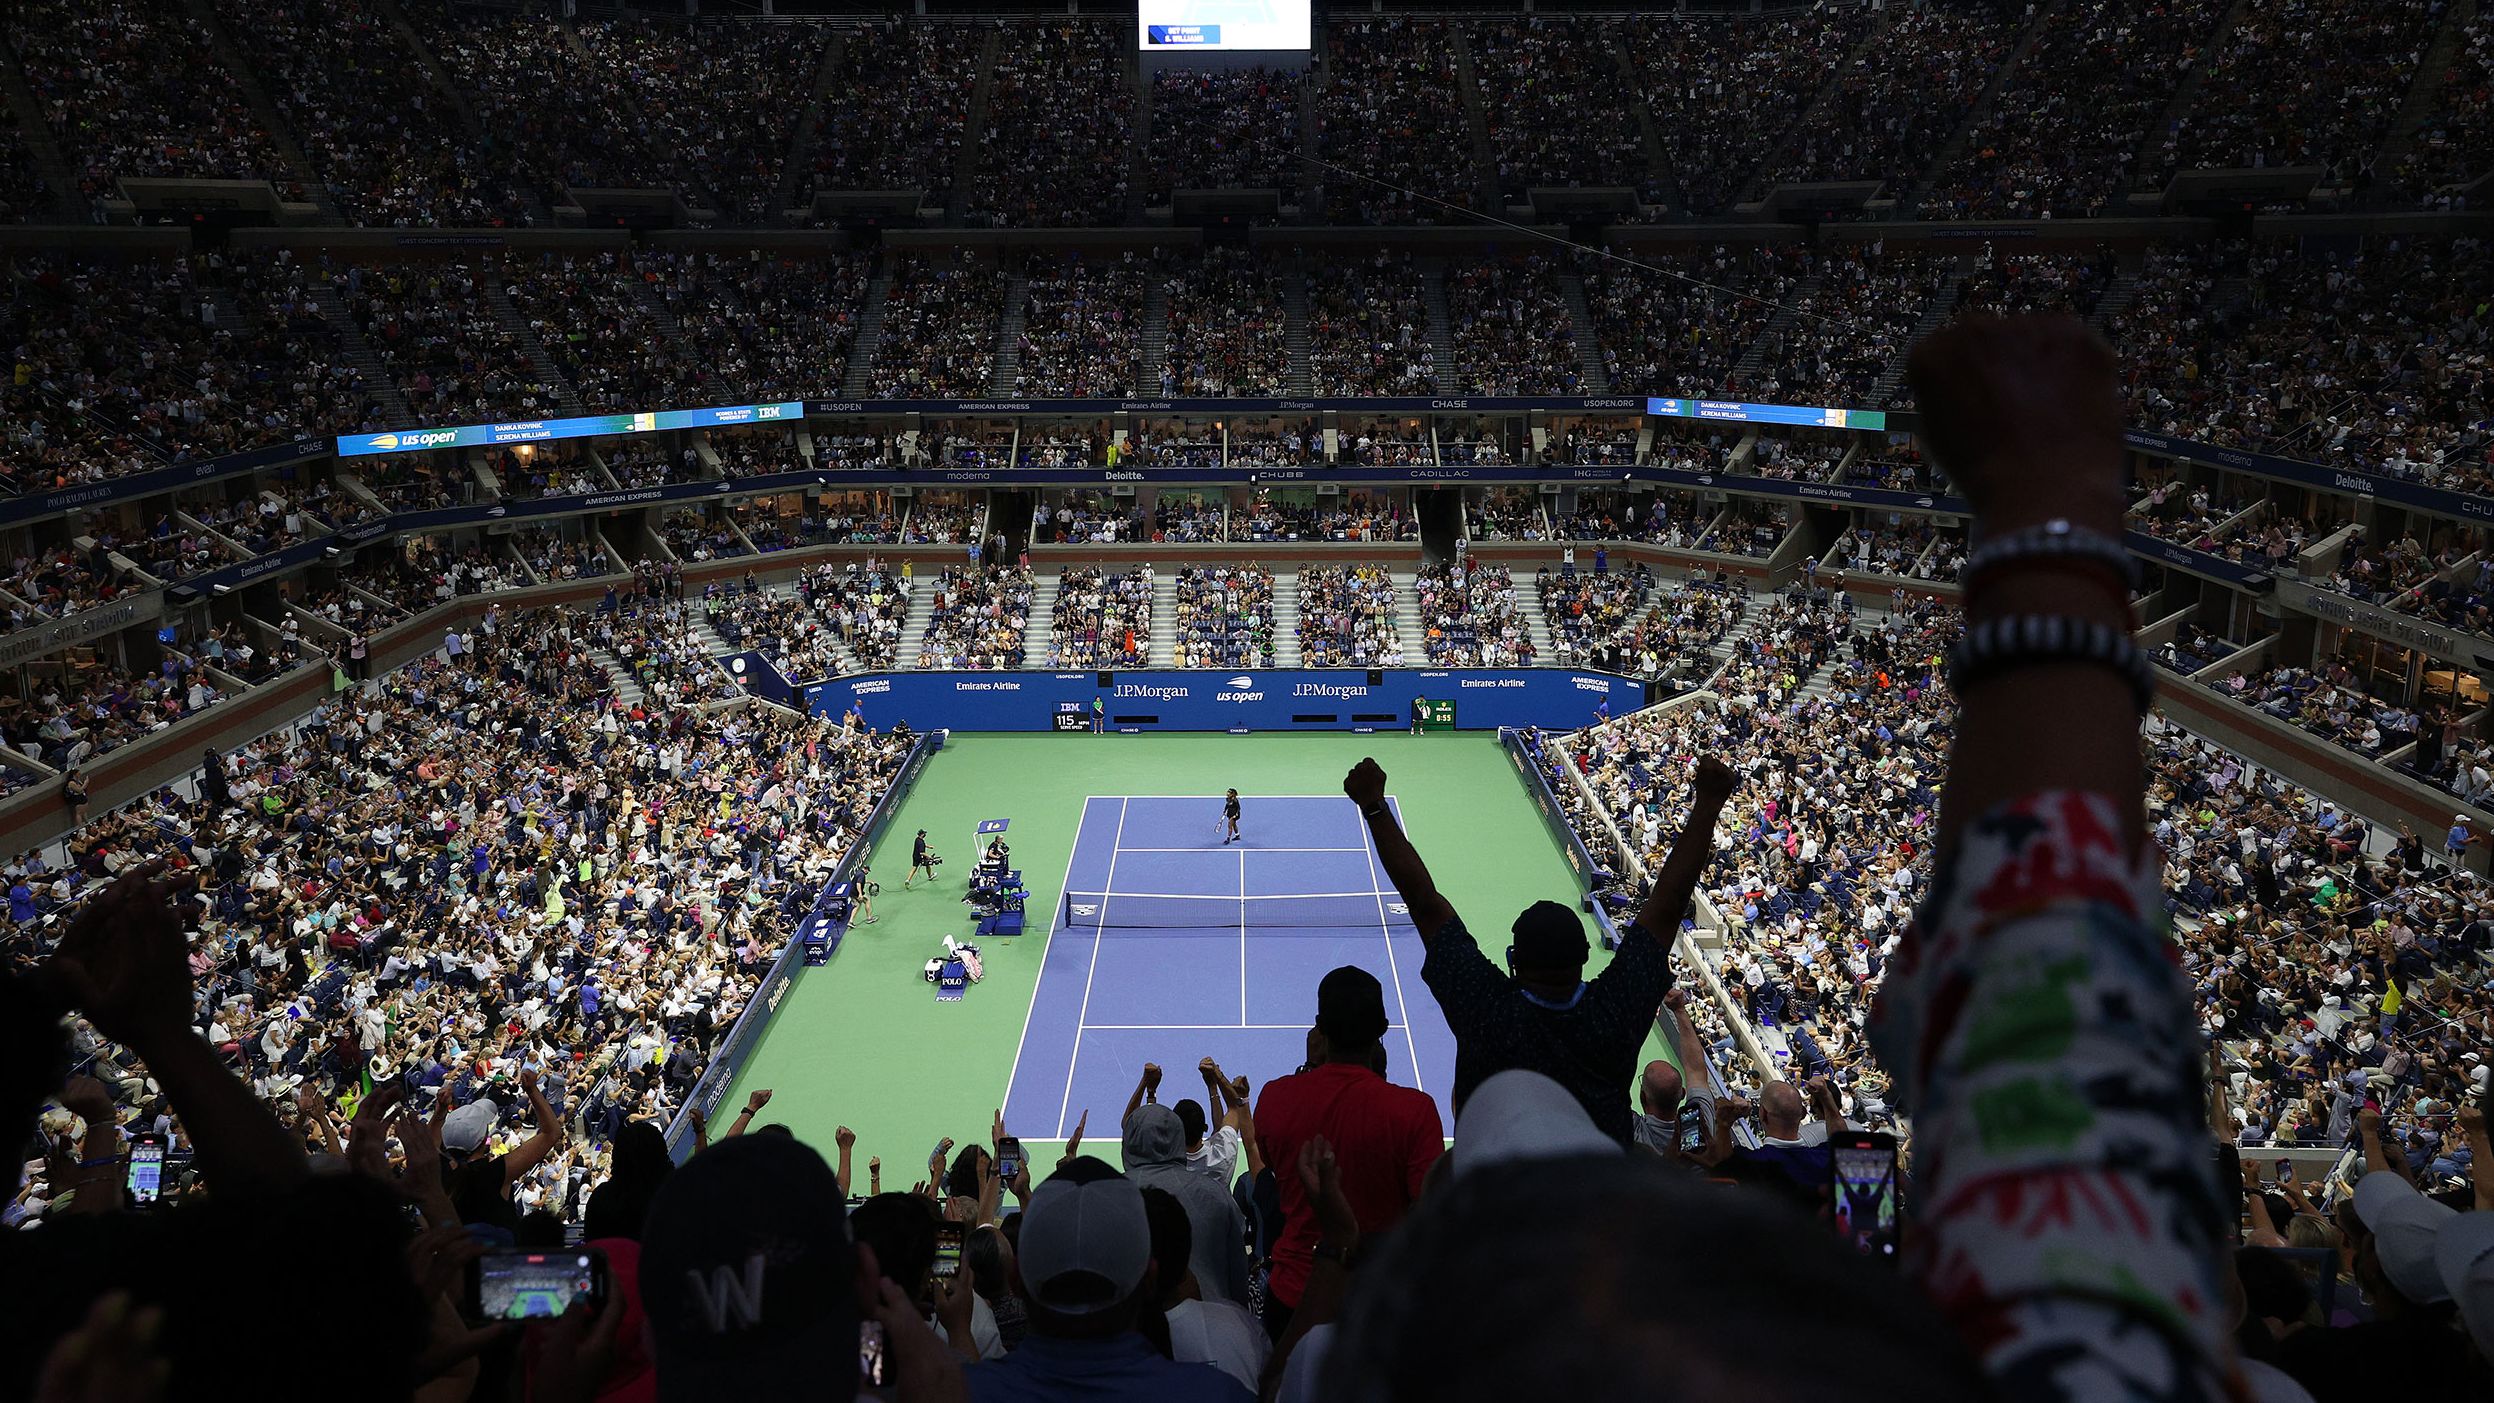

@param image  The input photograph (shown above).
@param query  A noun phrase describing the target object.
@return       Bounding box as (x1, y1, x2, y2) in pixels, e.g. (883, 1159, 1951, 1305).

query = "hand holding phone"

(1828, 1130, 1900, 1259)
(1673, 1102, 1707, 1156)
(465, 1247, 609, 1324)
(125, 1134, 165, 1208)
(930, 1221, 966, 1287)
(996, 1135, 1023, 1184)
(858, 1321, 887, 1387)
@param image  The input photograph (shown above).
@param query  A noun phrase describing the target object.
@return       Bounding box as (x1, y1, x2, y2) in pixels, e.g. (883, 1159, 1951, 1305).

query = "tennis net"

(1058, 890, 1404, 930)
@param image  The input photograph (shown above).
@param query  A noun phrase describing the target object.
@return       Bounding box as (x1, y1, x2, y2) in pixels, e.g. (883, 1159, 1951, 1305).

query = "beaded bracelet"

(1964, 519, 2139, 595)
(1947, 614, 2155, 714)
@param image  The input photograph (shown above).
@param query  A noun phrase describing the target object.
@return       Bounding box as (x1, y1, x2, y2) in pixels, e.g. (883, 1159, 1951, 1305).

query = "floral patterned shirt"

(1871, 791, 2241, 1402)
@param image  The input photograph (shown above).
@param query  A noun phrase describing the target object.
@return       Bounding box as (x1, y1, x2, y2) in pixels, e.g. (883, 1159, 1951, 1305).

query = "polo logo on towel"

(685, 1255, 768, 1332)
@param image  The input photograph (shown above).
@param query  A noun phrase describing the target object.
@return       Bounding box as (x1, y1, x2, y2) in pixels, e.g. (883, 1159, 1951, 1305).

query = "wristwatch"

(1312, 1239, 1352, 1265)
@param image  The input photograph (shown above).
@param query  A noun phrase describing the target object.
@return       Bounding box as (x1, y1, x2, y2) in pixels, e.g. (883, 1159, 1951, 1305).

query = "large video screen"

(1138, 0, 1311, 51)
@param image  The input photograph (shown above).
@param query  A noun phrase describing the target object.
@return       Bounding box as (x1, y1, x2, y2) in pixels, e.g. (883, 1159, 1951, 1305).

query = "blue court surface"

(1002, 795, 1458, 1137)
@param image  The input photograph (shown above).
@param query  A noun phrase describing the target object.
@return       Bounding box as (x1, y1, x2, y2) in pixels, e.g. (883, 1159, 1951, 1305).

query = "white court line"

(1365, 796, 1426, 1094)
(999, 794, 1096, 1128)
(1238, 840, 1248, 1025)
(1056, 797, 1129, 1138)
(1081, 1023, 1410, 1031)
(1116, 846, 1372, 853)
(1066, 889, 1403, 902)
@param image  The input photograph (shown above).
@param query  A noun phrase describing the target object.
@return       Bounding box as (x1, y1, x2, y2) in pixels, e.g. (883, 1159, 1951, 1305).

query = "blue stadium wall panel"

(802, 668, 1647, 733)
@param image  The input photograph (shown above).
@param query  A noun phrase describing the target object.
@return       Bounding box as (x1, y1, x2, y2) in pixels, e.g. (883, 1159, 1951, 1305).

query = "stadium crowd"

(1046, 568, 1153, 668)
(1170, 566, 1277, 670)
(4, 319, 2492, 1403)
(1295, 565, 1405, 667)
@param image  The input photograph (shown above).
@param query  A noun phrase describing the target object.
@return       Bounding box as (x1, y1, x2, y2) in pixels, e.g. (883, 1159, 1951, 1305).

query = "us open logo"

(1216, 674, 1264, 702)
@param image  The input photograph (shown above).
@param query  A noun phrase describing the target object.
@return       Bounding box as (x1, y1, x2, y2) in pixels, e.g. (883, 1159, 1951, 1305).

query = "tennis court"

(1000, 794, 1459, 1136)
(715, 732, 1656, 1166)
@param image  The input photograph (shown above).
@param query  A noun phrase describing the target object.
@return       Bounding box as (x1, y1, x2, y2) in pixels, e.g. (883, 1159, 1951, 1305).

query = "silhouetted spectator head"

(639, 1135, 862, 1401)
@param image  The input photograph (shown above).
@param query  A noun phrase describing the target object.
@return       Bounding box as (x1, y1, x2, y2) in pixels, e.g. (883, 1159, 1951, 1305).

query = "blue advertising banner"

(803, 394, 1656, 417)
(2123, 530, 2275, 590)
(336, 400, 805, 458)
(1646, 397, 1889, 431)
(802, 667, 1645, 735)
(2125, 431, 2494, 527)
(800, 392, 1884, 430)
(0, 436, 327, 528)
(28, 395, 2494, 538)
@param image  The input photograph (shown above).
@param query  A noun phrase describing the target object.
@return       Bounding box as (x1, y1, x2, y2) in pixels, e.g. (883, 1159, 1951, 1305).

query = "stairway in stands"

(1557, 271, 1612, 393)
(1420, 264, 1463, 394)
(179, 0, 339, 219)
(987, 272, 1032, 397)
(1024, 576, 1060, 666)
(946, 29, 1007, 224)
(1519, 579, 1558, 663)
(1901, 0, 2067, 214)
(374, 0, 557, 226)
(898, 578, 942, 669)
(2135, 0, 2252, 196)
(485, 274, 589, 415)
(1389, 567, 1430, 664)
(688, 601, 737, 662)
(2084, 259, 2146, 335)
(1294, 23, 1328, 214)
(1146, 572, 1180, 665)
(1444, 23, 1504, 215)
(1282, 266, 1315, 395)
(1730, 271, 1825, 386)
(840, 258, 896, 396)
(1273, 577, 1304, 667)
(2373, 0, 2480, 184)
(307, 279, 417, 423)
(1137, 277, 1171, 397)
(591, 644, 646, 708)
(775, 31, 846, 220)
(1865, 258, 1971, 406)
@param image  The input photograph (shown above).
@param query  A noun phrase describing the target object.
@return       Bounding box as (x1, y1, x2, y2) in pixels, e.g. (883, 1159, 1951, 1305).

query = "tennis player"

(1222, 789, 1242, 845)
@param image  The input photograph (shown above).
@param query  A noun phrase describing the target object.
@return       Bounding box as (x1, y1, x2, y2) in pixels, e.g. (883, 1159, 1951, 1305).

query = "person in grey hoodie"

(1122, 1101, 1252, 1305)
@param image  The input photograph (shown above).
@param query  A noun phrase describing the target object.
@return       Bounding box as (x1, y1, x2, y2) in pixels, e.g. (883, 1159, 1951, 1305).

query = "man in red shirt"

(1251, 966, 1444, 1340)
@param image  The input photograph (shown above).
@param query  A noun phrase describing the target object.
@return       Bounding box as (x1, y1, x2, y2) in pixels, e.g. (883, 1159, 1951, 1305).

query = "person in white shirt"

(1180, 1058, 1253, 1186)
(1142, 1184, 1270, 1392)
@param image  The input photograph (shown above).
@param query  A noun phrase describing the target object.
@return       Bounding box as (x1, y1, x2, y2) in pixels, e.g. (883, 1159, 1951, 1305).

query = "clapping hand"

(1296, 1134, 1358, 1250)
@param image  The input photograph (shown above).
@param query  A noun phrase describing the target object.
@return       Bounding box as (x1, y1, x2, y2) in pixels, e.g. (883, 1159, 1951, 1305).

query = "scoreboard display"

(1139, 0, 1310, 50)
(1416, 698, 1457, 732)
